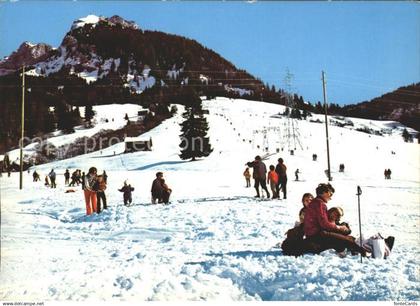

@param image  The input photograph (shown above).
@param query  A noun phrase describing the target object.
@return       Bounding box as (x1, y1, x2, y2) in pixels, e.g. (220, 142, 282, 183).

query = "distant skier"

(243, 167, 251, 188)
(48, 169, 57, 188)
(44, 175, 50, 187)
(246, 155, 270, 198)
(387, 168, 392, 179)
(275, 158, 287, 199)
(295, 169, 300, 181)
(64, 169, 70, 185)
(339, 164, 345, 173)
(119, 180, 134, 206)
(312, 154, 317, 161)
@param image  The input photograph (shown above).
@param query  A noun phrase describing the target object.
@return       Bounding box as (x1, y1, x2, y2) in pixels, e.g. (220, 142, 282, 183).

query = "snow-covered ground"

(1, 97, 419, 301)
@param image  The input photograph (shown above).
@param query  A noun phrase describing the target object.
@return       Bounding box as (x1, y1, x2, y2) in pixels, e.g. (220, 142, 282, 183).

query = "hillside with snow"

(1, 97, 419, 301)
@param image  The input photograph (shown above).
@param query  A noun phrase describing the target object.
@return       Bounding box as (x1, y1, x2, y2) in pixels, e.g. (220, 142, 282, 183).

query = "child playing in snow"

(119, 180, 134, 206)
(267, 165, 278, 199)
(243, 167, 251, 187)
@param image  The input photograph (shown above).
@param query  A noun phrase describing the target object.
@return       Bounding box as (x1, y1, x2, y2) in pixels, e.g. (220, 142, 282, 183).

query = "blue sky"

(0, 1, 418, 105)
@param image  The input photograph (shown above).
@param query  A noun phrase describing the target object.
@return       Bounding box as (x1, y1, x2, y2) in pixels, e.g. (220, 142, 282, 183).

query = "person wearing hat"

(246, 155, 270, 198)
(275, 158, 287, 199)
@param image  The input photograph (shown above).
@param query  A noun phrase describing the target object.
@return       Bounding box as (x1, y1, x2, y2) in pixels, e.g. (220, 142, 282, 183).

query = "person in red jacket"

(303, 184, 349, 254)
(267, 165, 278, 199)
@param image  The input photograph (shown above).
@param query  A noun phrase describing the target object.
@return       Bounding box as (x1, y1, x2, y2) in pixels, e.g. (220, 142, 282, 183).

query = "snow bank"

(1, 97, 418, 301)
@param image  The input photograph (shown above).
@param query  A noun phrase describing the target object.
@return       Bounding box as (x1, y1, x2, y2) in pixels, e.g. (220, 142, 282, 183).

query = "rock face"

(0, 42, 53, 75)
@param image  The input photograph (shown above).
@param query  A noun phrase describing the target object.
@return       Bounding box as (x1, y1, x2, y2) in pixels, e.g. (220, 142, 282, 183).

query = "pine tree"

(179, 92, 212, 161)
(402, 128, 413, 142)
(85, 105, 95, 125)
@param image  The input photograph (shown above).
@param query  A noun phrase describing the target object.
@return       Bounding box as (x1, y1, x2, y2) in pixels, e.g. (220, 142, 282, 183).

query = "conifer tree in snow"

(179, 91, 212, 161)
(84, 104, 95, 126)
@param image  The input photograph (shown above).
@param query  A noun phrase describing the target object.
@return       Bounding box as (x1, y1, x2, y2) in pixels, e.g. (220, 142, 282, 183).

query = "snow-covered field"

(1, 97, 419, 301)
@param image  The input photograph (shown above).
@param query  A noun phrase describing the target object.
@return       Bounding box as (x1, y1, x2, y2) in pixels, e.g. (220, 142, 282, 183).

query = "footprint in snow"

(114, 276, 133, 290)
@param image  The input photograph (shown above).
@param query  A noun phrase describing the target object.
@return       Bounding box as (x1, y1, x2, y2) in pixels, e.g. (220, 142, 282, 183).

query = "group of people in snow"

(29, 166, 172, 215)
(83, 168, 171, 215)
(243, 155, 394, 258)
(245, 155, 288, 199)
(279, 183, 395, 258)
(384, 168, 392, 179)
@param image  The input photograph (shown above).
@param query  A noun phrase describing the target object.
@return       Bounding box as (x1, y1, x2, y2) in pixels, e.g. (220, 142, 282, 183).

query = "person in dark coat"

(246, 155, 270, 198)
(33, 170, 40, 182)
(96, 175, 107, 213)
(48, 169, 57, 188)
(151, 172, 165, 203)
(102, 170, 108, 184)
(64, 169, 70, 185)
(160, 179, 172, 204)
(119, 180, 134, 206)
(275, 158, 287, 199)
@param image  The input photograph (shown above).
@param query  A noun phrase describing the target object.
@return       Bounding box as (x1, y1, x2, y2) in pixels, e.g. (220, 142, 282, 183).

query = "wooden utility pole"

(322, 71, 332, 181)
(19, 66, 25, 190)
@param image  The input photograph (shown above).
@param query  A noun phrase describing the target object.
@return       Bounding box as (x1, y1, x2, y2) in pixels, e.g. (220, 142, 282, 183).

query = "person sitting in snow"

(246, 156, 270, 198)
(160, 179, 172, 204)
(119, 180, 134, 206)
(277, 192, 313, 254)
(303, 183, 366, 256)
(295, 193, 314, 227)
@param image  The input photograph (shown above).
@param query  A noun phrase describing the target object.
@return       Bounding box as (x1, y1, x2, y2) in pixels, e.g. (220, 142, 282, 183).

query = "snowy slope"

(6, 103, 145, 163)
(1, 97, 419, 301)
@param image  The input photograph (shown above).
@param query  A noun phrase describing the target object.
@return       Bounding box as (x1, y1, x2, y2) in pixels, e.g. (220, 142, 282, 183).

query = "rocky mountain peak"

(0, 42, 53, 75)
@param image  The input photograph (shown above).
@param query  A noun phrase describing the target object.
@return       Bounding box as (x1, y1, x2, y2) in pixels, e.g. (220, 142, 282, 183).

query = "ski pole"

(357, 185, 363, 263)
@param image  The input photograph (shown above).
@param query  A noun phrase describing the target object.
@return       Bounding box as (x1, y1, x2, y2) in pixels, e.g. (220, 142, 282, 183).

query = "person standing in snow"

(246, 155, 270, 198)
(151, 172, 165, 204)
(33, 170, 40, 182)
(64, 169, 70, 185)
(96, 175, 107, 213)
(267, 165, 278, 199)
(295, 168, 300, 181)
(83, 167, 98, 215)
(119, 180, 134, 206)
(49, 169, 57, 188)
(275, 158, 287, 199)
(102, 170, 108, 184)
(243, 167, 251, 188)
